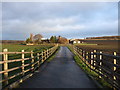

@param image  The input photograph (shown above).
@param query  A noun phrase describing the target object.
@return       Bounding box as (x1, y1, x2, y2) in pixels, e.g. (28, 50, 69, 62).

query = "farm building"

(69, 39, 84, 44)
(41, 38, 50, 44)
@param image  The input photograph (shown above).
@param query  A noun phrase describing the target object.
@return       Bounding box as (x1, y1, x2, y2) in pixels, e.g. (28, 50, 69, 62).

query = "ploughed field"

(82, 40, 120, 45)
(75, 40, 120, 54)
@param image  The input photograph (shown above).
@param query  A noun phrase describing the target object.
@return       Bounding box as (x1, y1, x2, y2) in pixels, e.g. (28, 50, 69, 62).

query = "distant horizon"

(1, 35, 119, 41)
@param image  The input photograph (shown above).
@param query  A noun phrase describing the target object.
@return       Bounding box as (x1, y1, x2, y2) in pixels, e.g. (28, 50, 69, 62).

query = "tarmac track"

(19, 46, 98, 88)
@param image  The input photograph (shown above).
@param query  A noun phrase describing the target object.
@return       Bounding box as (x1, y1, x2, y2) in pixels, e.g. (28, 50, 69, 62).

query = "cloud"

(3, 16, 85, 37)
(2, 2, 118, 40)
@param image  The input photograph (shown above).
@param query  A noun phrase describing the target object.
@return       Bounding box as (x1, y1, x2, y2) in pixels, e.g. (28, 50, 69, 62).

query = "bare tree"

(58, 36, 69, 44)
(33, 34, 43, 44)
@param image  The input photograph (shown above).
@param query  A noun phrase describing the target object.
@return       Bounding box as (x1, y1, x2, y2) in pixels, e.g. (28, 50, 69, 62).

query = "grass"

(2, 44, 53, 60)
(2, 44, 53, 52)
(74, 55, 111, 88)
(47, 46, 60, 63)
(67, 45, 112, 88)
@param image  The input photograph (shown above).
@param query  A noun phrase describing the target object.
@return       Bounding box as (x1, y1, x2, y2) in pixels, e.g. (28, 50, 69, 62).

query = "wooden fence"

(0, 45, 58, 89)
(72, 45, 120, 89)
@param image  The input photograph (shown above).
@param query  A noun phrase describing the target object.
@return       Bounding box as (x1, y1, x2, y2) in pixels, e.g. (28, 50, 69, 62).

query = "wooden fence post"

(113, 52, 117, 81)
(81, 50, 83, 57)
(3, 49, 8, 85)
(44, 50, 46, 61)
(99, 51, 102, 78)
(88, 51, 91, 72)
(93, 50, 97, 69)
(91, 51, 93, 69)
(22, 50, 25, 75)
(86, 52, 88, 59)
(37, 53, 40, 60)
(47, 49, 49, 58)
(83, 50, 84, 57)
(86, 52, 88, 65)
(41, 51, 44, 63)
(37, 53, 40, 67)
(31, 51, 34, 71)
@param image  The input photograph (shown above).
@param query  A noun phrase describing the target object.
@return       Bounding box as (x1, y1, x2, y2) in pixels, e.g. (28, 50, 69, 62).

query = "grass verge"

(67, 45, 112, 88)
(47, 46, 60, 63)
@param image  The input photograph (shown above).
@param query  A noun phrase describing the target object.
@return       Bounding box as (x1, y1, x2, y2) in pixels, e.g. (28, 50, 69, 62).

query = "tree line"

(50, 36, 69, 44)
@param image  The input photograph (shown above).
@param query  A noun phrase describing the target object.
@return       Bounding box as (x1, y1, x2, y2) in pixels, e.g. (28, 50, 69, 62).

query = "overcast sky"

(2, 2, 118, 40)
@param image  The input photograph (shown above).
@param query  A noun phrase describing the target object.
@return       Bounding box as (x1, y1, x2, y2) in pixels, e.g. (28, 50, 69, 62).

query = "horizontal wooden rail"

(0, 52, 32, 55)
(0, 64, 30, 74)
(0, 58, 30, 64)
(72, 45, 120, 89)
(0, 44, 58, 89)
(94, 52, 120, 58)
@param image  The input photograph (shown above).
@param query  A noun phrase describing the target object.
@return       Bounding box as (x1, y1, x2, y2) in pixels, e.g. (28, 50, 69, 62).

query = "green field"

(2, 44, 53, 52)
(1, 44, 54, 60)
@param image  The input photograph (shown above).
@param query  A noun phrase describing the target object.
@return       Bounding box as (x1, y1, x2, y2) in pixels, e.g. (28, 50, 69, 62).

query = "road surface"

(19, 46, 98, 88)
